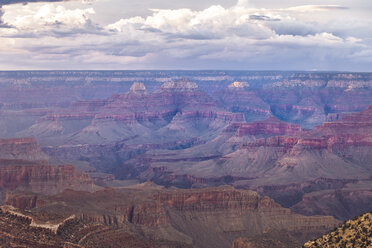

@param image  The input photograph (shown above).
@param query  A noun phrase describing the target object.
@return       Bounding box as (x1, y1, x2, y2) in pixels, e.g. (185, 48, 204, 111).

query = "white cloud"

(2, 3, 96, 35)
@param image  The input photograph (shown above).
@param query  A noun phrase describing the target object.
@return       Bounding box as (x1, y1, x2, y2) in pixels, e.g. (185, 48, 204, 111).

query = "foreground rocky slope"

(303, 212, 372, 248)
(4, 184, 339, 248)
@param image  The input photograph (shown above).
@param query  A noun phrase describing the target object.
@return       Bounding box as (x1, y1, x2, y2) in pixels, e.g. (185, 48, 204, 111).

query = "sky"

(0, 0, 372, 71)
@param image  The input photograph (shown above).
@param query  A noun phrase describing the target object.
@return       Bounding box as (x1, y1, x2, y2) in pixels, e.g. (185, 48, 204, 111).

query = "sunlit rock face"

(129, 82, 147, 93)
(228, 81, 250, 89)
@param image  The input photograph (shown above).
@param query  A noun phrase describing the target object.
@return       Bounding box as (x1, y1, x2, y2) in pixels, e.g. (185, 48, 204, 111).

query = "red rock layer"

(241, 105, 372, 151)
(227, 117, 301, 137)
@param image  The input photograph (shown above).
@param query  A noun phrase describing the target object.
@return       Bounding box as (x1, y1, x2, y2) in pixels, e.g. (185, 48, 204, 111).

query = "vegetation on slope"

(303, 212, 372, 248)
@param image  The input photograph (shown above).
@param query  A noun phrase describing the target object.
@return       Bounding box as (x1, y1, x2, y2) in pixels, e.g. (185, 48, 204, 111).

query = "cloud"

(286, 5, 349, 12)
(0, 0, 371, 71)
(0, 0, 69, 5)
(1, 3, 100, 37)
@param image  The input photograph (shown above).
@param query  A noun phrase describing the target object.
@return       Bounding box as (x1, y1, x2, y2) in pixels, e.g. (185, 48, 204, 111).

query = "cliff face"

(5, 186, 340, 248)
(0, 159, 95, 196)
(0, 137, 48, 161)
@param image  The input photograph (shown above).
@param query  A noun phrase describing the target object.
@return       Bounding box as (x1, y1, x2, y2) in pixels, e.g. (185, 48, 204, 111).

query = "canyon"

(0, 71, 371, 247)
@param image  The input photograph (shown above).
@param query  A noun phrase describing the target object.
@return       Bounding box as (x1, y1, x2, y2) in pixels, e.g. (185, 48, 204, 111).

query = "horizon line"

(1, 69, 372, 73)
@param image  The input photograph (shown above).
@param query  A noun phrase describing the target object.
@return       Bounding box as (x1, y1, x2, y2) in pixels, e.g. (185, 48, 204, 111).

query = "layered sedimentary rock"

(5, 185, 339, 248)
(227, 117, 301, 136)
